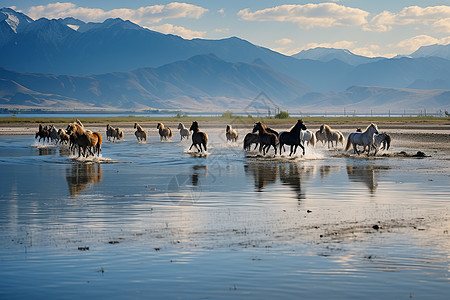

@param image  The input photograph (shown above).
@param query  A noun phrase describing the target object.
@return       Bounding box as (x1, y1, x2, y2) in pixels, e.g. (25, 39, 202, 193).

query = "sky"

(3, 0, 450, 57)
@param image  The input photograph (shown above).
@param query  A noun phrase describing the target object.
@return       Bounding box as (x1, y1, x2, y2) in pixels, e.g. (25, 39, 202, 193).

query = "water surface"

(0, 130, 448, 299)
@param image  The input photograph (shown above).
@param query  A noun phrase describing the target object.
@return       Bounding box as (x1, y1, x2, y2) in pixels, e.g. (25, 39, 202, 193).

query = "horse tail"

(385, 134, 391, 150)
(202, 133, 208, 151)
(168, 128, 173, 138)
(339, 132, 345, 145)
(345, 135, 352, 152)
(310, 133, 316, 147)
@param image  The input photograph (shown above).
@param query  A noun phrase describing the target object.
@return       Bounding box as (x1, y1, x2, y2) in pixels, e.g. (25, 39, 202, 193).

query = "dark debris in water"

(78, 246, 89, 251)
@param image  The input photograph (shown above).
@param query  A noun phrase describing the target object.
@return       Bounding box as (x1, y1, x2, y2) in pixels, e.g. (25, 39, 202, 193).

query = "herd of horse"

(35, 119, 391, 158)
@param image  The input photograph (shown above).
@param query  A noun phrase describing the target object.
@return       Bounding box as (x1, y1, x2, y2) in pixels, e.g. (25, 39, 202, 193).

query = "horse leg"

(353, 144, 359, 155)
(299, 143, 305, 155)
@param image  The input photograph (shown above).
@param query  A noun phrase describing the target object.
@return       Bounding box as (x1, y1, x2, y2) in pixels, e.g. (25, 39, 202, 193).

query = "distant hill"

(1, 7, 450, 112)
(291, 47, 383, 66)
(410, 43, 450, 60)
(295, 86, 450, 113)
(0, 54, 311, 111)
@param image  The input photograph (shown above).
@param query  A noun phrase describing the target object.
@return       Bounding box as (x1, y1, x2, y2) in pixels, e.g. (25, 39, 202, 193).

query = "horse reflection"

(66, 163, 103, 196)
(279, 164, 316, 200)
(346, 165, 389, 194)
(37, 148, 57, 156)
(244, 162, 278, 192)
(192, 165, 208, 186)
(319, 165, 341, 179)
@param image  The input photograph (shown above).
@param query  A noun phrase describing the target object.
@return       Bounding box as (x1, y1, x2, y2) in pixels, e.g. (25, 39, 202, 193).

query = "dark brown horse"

(189, 121, 208, 152)
(243, 132, 259, 151)
(279, 120, 307, 156)
(35, 124, 50, 142)
(252, 122, 279, 155)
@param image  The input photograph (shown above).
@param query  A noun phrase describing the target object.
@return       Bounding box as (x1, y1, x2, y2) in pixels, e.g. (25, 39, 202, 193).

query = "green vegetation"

(274, 111, 290, 119)
(222, 110, 233, 118)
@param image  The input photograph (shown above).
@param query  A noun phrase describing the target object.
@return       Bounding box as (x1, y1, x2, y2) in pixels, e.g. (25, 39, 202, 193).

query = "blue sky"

(3, 0, 450, 57)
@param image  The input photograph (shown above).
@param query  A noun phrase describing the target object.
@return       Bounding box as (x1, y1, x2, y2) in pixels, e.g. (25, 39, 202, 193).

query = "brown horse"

(66, 123, 100, 157)
(189, 121, 208, 152)
(134, 123, 147, 142)
(157, 123, 173, 141)
(92, 132, 103, 155)
(278, 120, 307, 156)
(252, 122, 279, 155)
(58, 128, 70, 145)
(35, 124, 50, 142)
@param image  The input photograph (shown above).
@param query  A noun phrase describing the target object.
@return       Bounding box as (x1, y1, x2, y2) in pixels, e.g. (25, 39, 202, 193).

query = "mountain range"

(1, 7, 449, 113)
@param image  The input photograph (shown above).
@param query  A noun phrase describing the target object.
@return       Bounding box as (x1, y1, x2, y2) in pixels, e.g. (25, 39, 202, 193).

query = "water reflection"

(37, 147, 57, 156)
(346, 165, 390, 194)
(192, 165, 208, 187)
(244, 162, 278, 192)
(244, 162, 343, 200)
(66, 163, 103, 196)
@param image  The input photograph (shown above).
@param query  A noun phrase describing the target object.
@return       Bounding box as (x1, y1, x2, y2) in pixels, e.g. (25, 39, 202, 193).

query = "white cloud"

(215, 28, 229, 34)
(238, 3, 369, 29)
(149, 23, 206, 39)
(218, 8, 225, 15)
(276, 38, 293, 45)
(26, 2, 208, 26)
(396, 35, 450, 52)
(365, 5, 450, 32)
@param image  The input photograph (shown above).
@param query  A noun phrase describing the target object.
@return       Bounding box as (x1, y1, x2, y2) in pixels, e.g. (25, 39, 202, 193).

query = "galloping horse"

(373, 132, 391, 154)
(58, 128, 70, 145)
(177, 123, 190, 140)
(35, 124, 50, 143)
(189, 121, 208, 152)
(279, 120, 307, 156)
(243, 132, 259, 151)
(48, 125, 60, 143)
(106, 124, 115, 141)
(300, 129, 316, 147)
(319, 124, 345, 148)
(157, 123, 173, 141)
(134, 123, 147, 142)
(226, 125, 239, 142)
(315, 129, 327, 145)
(345, 123, 379, 155)
(114, 127, 124, 141)
(252, 122, 279, 155)
(66, 123, 101, 157)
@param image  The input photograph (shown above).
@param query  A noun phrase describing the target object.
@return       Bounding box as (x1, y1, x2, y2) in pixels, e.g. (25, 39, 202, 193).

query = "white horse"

(177, 123, 190, 140)
(300, 129, 316, 147)
(345, 123, 379, 155)
(226, 125, 239, 142)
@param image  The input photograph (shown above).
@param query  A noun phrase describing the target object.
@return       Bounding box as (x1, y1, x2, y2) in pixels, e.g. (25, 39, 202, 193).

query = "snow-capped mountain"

(291, 47, 383, 66)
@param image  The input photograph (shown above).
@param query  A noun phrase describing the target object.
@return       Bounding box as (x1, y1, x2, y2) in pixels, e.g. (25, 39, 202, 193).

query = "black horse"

(279, 120, 307, 156)
(189, 121, 208, 152)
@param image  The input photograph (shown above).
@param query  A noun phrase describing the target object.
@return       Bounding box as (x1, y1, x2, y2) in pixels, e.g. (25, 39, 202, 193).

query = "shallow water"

(0, 129, 449, 299)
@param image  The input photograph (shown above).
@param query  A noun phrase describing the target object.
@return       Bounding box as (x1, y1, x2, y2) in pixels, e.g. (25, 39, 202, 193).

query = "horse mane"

(135, 123, 143, 131)
(322, 124, 331, 133)
(363, 123, 377, 132)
